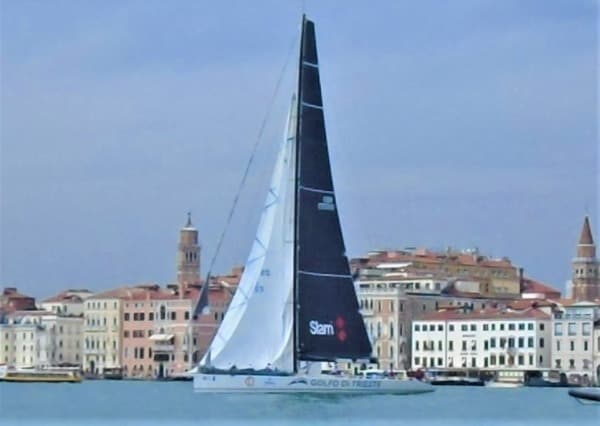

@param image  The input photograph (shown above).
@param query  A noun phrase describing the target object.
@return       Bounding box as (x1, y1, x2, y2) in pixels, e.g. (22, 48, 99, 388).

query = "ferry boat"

(0, 365, 82, 383)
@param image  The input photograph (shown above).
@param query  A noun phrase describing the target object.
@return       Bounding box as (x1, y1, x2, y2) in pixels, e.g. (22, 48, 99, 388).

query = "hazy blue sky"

(1, 0, 597, 298)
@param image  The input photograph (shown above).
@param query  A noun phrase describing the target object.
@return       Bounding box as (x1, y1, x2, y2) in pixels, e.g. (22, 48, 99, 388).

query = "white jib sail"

(202, 95, 297, 372)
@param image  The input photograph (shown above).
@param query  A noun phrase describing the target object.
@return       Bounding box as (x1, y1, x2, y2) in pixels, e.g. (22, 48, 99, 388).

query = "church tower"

(571, 216, 600, 301)
(177, 213, 201, 292)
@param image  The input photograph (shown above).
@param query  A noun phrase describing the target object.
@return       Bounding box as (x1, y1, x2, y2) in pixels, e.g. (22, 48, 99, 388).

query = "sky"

(1, 0, 598, 299)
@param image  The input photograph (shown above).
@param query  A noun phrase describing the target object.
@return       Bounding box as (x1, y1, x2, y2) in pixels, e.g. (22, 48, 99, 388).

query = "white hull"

(194, 373, 434, 395)
(485, 380, 522, 388)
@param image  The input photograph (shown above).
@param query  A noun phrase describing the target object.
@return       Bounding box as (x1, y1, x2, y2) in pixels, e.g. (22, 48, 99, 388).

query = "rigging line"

(195, 30, 300, 314)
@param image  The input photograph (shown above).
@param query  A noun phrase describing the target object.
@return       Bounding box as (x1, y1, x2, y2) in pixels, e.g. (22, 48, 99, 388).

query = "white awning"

(149, 334, 174, 341)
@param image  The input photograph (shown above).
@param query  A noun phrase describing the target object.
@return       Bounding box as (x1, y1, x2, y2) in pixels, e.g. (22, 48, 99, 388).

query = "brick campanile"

(177, 212, 201, 292)
(572, 216, 600, 301)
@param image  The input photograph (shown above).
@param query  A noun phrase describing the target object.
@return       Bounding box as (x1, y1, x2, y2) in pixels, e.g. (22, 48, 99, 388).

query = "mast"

(292, 14, 307, 374)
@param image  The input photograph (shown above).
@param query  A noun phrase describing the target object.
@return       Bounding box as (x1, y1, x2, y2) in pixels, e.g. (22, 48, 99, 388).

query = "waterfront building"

(356, 276, 515, 372)
(550, 299, 600, 385)
(39, 289, 93, 317)
(411, 307, 552, 370)
(0, 310, 83, 368)
(352, 248, 522, 299)
(571, 216, 600, 301)
(83, 291, 124, 375)
(120, 284, 201, 379)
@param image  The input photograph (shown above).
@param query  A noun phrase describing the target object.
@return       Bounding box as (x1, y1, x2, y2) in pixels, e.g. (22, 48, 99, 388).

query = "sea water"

(0, 381, 598, 425)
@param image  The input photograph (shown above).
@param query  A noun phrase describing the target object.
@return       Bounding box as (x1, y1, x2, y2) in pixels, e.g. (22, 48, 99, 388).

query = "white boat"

(484, 380, 522, 388)
(484, 369, 524, 388)
(192, 15, 433, 396)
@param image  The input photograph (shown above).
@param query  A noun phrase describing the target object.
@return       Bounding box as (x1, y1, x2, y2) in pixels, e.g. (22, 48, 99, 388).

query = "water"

(0, 381, 598, 425)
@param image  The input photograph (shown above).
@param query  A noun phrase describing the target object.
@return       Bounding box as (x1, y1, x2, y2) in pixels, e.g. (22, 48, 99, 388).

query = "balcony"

(153, 344, 175, 353)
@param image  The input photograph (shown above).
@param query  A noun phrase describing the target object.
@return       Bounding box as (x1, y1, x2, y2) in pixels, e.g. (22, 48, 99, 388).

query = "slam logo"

(309, 316, 348, 342)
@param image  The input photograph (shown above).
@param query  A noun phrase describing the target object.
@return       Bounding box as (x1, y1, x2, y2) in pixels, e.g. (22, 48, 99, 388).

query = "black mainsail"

(294, 16, 372, 363)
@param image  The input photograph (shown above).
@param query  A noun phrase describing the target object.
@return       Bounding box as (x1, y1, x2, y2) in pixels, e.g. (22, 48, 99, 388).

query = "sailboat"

(192, 16, 433, 395)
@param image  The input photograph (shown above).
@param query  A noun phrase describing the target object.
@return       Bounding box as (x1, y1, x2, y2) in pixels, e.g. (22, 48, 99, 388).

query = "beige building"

(83, 293, 123, 375)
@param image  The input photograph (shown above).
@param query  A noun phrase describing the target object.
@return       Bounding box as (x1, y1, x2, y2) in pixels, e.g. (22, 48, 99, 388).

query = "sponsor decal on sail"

(309, 316, 348, 342)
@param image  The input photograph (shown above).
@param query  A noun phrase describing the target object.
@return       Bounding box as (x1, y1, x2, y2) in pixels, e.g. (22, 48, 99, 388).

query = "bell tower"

(177, 212, 201, 292)
(571, 215, 600, 301)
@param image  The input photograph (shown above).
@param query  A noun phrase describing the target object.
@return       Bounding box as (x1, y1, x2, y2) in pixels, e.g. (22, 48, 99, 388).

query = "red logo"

(335, 316, 347, 342)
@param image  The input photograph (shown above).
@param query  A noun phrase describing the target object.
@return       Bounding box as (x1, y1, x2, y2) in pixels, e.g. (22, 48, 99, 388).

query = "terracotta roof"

(2, 288, 34, 299)
(508, 299, 555, 310)
(87, 284, 186, 301)
(41, 292, 85, 304)
(579, 216, 595, 245)
(521, 277, 561, 297)
(419, 307, 550, 321)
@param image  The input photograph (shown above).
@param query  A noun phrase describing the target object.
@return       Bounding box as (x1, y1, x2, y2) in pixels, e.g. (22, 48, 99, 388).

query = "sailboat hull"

(193, 373, 434, 394)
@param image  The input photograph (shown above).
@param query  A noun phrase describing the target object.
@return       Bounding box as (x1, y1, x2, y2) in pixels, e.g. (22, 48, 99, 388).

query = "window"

(483, 324, 489, 331)
(499, 355, 505, 365)
(438, 341, 442, 351)
(582, 323, 591, 336)
(470, 324, 476, 332)
(556, 340, 560, 351)
(508, 323, 515, 331)
(527, 323, 534, 330)
(461, 341, 467, 351)
(140, 348, 144, 359)
(471, 357, 476, 368)
(491, 324, 496, 331)
(140, 313, 145, 321)
(554, 323, 563, 336)
(414, 325, 420, 332)
(429, 325, 435, 332)
(569, 359, 575, 369)
(448, 341, 454, 351)
(484, 340, 488, 350)
(518, 355, 524, 366)
(570, 341, 574, 351)
(389, 323, 394, 338)
(416, 341, 420, 351)
(185, 311, 190, 321)
(160, 306, 166, 320)
(437, 324, 443, 331)
(414, 357, 420, 366)
(539, 338, 544, 348)
(490, 355, 496, 366)
(490, 338, 496, 348)
(555, 359, 561, 369)
(518, 337, 524, 348)
(461, 325, 468, 331)
(518, 323, 525, 330)
(529, 355, 533, 365)
(584, 340, 588, 351)
(568, 323, 576, 336)
(149, 312, 154, 321)
(449, 325, 454, 332)
(527, 337, 534, 348)
(539, 323, 544, 331)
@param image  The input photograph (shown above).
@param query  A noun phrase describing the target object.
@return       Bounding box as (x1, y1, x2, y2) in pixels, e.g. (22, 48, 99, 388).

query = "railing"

(153, 344, 175, 352)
